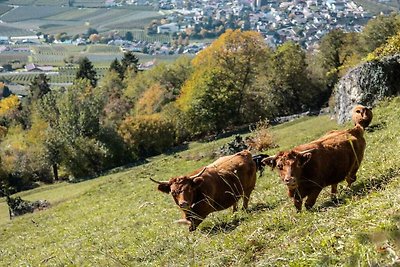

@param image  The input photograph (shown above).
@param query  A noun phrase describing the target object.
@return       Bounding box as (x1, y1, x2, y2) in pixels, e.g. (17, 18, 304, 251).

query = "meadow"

(0, 97, 399, 266)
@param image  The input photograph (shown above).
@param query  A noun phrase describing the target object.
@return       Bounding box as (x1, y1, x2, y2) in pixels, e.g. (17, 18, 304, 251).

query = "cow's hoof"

(189, 225, 196, 232)
(305, 205, 314, 211)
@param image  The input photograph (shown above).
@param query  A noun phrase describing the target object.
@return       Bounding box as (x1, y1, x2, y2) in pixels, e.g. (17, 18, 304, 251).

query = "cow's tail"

(252, 154, 269, 177)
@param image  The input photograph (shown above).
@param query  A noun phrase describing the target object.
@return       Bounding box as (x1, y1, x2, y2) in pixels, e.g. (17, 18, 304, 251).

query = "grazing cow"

(150, 150, 267, 231)
(263, 105, 373, 211)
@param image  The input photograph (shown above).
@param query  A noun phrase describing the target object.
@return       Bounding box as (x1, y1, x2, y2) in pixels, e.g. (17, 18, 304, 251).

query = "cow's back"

(295, 129, 366, 187)
(199, 150, 257, 211)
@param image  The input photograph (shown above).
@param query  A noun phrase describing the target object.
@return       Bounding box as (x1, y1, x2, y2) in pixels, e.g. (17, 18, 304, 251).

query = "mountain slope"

(0, 97, 399, 266)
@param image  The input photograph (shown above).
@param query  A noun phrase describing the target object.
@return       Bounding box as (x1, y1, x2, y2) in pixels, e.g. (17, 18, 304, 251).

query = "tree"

(359, 13, 400, 55)
(367, 31, 400, 60)
(86, 27, 98, 37)
(38, 80, 108, 178)
(125, 56, 193, 111)
(0, 95, 21, 127)
(109, 58, 124, 80)
(177, 30, 270, 134)
(0, 82, 11, 98)
(89, 34, 100, 43)
(75, 57, 97, 87)
(28, 74, 51, 103)
(121, 51, 139, 75)
(261, 41, 317, 116)
(314, 29, 346, 91)
(125, 31, 133, 42)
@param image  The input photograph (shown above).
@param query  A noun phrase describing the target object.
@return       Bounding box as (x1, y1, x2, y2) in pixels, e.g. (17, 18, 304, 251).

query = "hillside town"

(0, 0, 374, 56)
(127, 0, 372, 50)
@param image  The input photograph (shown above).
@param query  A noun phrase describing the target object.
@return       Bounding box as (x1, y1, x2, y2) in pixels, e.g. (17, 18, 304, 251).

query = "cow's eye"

(171, 191, 179, 196)
(277, 164, 283, 170)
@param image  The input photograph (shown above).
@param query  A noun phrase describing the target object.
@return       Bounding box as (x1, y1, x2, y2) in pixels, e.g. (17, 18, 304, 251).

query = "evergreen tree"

(109, 58, 124, 80)
(121, 51, 139, 75)
(28, 74, 51, 104)
(125, 31, 133, 42)
(76, 57, 97, 87)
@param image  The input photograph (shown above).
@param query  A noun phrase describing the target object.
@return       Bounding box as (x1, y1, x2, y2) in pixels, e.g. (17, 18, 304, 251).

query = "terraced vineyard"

(0, 66, 108, 85)
(0, 4, 12, 15)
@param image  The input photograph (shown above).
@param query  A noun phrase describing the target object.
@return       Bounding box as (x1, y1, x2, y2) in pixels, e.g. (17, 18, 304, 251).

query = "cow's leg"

(346, 161, 360, 186)
(242, 188, 253, 211)
(305, 189, 322, 210)
(293, 191, 303, 212)
(331, 184, 338, 203)
(187, 210, 205, 232)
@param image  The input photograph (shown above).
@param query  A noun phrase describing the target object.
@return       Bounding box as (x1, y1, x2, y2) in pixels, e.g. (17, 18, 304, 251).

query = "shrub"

(118, 114, 176, 158)
(246, 120, 276, 152)
(61, 136, 110, 179)
(218, 135, 249, 156)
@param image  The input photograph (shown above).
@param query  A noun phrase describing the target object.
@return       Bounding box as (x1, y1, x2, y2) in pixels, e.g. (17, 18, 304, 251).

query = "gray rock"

(334, 55, 400, 124)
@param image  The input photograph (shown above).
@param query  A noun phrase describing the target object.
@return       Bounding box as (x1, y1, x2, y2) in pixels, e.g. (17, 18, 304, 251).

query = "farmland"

(0, 2, 162, 36)
(0, 43, 184, 85)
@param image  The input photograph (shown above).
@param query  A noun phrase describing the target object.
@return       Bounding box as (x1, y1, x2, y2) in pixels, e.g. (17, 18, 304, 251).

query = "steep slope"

(0, 97, 399, 266)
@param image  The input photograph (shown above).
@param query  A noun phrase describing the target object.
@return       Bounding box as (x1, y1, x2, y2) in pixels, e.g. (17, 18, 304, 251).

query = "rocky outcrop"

(334, 55, 400, 124)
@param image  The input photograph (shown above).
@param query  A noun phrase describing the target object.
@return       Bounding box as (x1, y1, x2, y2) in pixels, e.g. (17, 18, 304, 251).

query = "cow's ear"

(299, 152, 312, 166)
(157, 182, 171, 194)
(192, 177, 204, 188)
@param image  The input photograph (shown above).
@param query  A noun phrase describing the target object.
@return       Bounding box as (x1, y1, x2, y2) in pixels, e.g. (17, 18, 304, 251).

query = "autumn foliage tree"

(177, 30, 270, 135)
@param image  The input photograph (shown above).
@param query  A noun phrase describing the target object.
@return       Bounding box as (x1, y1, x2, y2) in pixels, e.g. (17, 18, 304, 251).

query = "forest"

(1, 13, 400, 194)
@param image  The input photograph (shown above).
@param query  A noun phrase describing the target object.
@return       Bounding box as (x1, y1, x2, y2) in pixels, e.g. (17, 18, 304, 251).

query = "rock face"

(334, 55, 400, 124)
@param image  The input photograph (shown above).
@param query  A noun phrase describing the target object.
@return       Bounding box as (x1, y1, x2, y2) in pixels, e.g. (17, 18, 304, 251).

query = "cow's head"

(262, 150, 313, 189)
(150, 167, 206, 210)
(352, 105, 373, 129)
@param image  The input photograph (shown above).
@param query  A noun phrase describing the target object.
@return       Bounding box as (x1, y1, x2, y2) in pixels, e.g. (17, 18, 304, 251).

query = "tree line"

(1, 13, 400, 194)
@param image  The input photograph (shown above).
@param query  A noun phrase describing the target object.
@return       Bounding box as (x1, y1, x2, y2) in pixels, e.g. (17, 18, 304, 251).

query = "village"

(0, 0, 374, 56)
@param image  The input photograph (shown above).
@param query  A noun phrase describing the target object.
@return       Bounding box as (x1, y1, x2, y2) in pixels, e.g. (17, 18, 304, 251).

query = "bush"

(246, 120, 276, 152)
(61, 137, 110, 179)
(218, 135, 249, 156)
(118, 114, 176, 158)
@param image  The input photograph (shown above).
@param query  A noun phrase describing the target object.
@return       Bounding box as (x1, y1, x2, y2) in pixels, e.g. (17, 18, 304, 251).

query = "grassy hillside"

(0, 97, 399, 266)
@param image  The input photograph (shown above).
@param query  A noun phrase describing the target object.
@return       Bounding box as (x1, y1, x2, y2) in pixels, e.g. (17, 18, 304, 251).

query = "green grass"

(0, 97, 400, 266)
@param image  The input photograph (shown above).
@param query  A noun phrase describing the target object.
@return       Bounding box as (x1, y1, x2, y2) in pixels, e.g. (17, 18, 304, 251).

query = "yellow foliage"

(135, 83, 166, 115)
(177, 30, 269, 112)
(367, 31, 400, 60)
(0, 95, 20, 117)
(193, 29, 268, 68)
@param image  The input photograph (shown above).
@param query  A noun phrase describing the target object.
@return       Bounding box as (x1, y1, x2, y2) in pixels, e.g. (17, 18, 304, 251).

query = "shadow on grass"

(200, 202, 277, 235)
(69, 159, 150, 183)
(366, 121, 387, 133)
(318, 167, 400, 211)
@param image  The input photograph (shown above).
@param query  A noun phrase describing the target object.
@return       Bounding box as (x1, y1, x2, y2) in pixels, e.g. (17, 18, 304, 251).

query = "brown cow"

(263, 105, 372, 211)
(150, 150, 266, 231)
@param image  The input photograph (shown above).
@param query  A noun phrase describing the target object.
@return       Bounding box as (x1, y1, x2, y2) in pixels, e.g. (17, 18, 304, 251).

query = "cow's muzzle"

(283, 178, 297, 189)
(179, 202, 190, 210)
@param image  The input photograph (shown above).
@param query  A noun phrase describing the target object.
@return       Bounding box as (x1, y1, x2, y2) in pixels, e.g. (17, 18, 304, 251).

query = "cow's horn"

(298, 148, 315, 154)
(189, 167, 207, 179)
(262, 155, 277, 162)
(149, 177, 168, 184)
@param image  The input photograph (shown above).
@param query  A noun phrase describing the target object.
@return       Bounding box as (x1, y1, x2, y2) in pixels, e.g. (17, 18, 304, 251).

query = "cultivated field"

(0, 2, 162, 36)
(0, 97, 399, 266)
